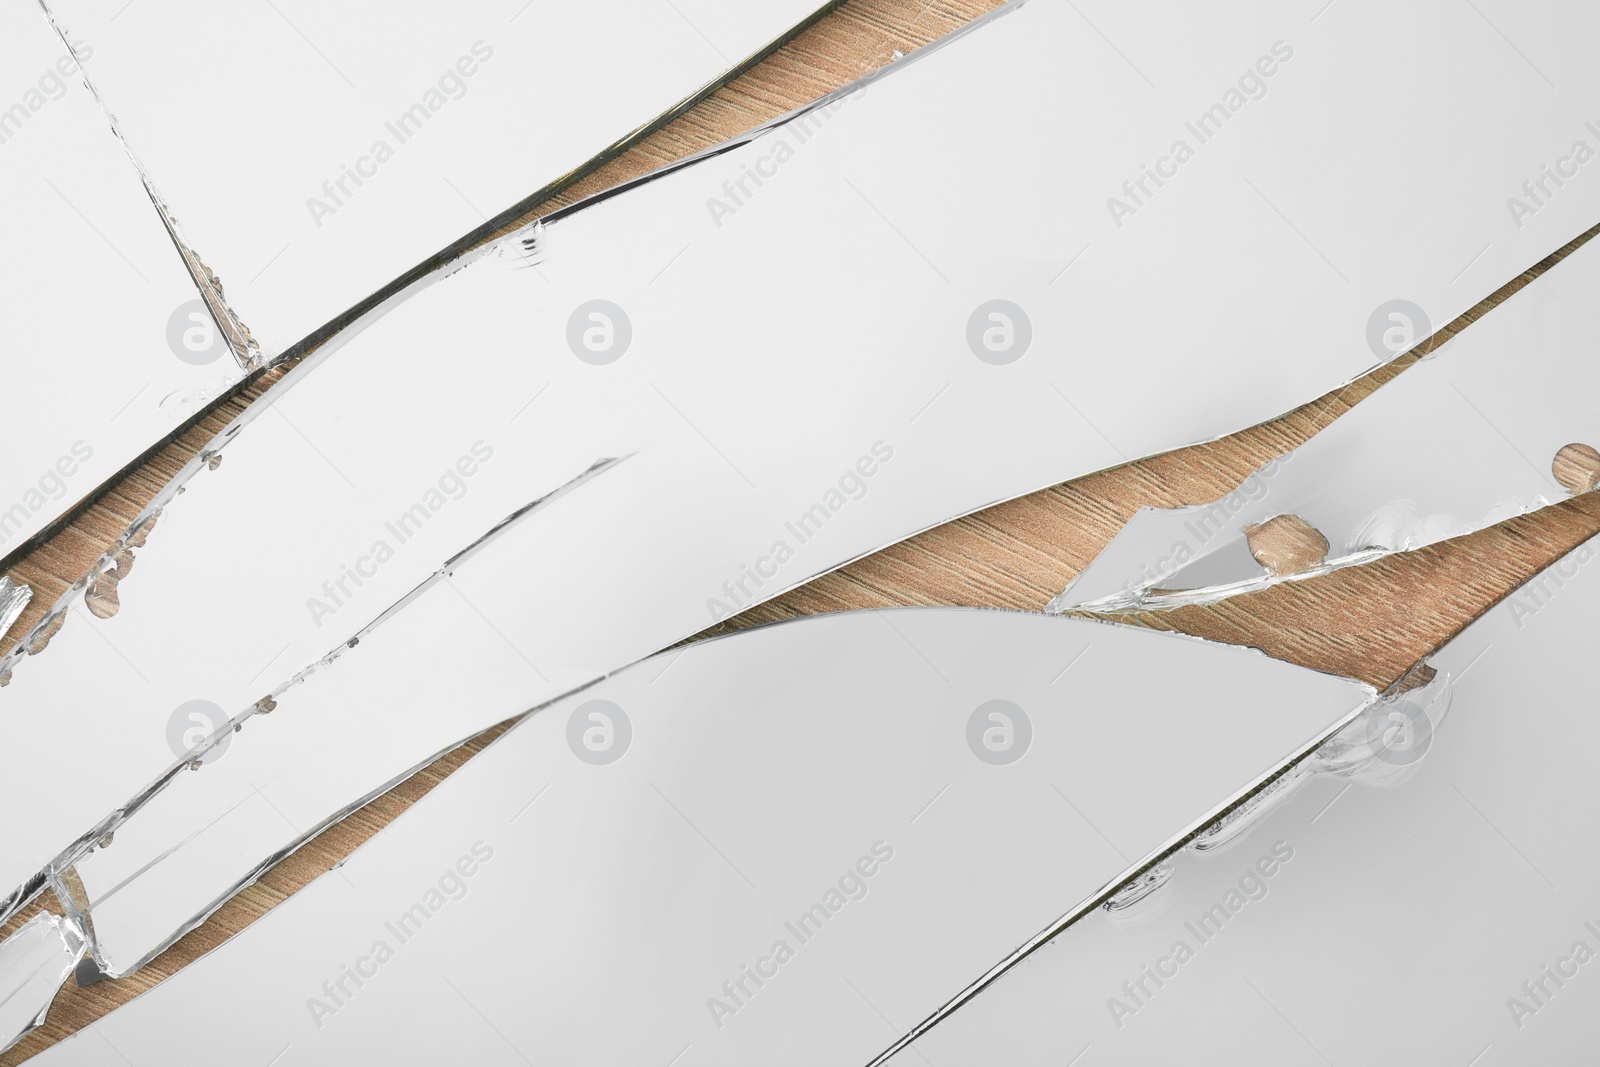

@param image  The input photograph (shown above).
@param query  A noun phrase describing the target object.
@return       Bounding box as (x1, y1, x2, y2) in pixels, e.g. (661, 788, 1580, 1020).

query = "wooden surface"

(6, 0, 1600, 1059)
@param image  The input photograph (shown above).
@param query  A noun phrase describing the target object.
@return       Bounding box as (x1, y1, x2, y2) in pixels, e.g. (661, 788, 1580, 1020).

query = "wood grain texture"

(4, 0, 1598, 1059)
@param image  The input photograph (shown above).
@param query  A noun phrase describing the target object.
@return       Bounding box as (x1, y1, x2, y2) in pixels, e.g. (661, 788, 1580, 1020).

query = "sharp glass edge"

(9, 0, 1600, 985)
(0, 0, 851, 576)
(0, 912, 85, 1056)
(20, 607, 1376, 1064)
(22, 456, 628, 964)
(0, 580, 32, 648)
(881, 536, 1600, 1064)
(860, 678, 1396, 1067)
(1052, 545, 1393, 614)
(1051, 220, 1600, 615)
(871, 664, 1455, 1065)
(34, 0, 261, 372)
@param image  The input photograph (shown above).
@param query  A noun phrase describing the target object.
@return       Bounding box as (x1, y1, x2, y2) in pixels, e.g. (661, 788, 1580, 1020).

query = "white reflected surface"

(32, 608, 1372, 1066)
(1060, 227, 1600, 611)
(894, 542, 1600, 1066)
(40, 0, 838, 356)
(7, 0, 1600, 977)
(0, 5, 237, 557)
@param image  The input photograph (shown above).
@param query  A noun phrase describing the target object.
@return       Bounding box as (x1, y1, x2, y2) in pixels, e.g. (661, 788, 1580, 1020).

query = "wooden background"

(6, 0, 1600, 1059)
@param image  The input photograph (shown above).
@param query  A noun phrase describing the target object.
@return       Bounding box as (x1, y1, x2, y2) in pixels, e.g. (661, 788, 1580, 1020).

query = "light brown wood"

(4, 1, 1599, 1059)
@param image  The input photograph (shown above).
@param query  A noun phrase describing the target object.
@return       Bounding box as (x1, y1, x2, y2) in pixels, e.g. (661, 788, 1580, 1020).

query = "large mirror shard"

(0, 914, 83, 1056)
(882, 539, 1600, 1065)
(3, 0, 839, 564)
(0, 3, 243, 565)
(7, 0, 1600, 981)
(28, 608, 1375, 1065)
(36, 0, 846, 360)
(1059, 232, 1600, 612)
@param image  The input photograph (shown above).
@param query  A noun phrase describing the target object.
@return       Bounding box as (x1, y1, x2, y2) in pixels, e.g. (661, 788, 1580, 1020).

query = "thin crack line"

(43, 177, 148, 282)
(845, 977, 936, 1065)
(509, 382, 551, 423)
(1464, 0, 1557, 89)
(442, 175, 486, 220)
(443, 578, 549, 682)
(873, 610, 950, 683)
(250, 642, 292, 684)
(109, 0, 138, 21)
(650, 382, 756, 488)
(910, 782, 951, 824)
(1242, 176, 1348, 283)
(649, 781, 758, 889)
(94, 789, 259, 905)
(1244, 975, 1334, 1065)
(511, 781, 551, 822)
(1050, 243, 1092, 284)
(1450, 781, 1557, 889)
(1309, 0, 1338, 22)
(1050, 382, 1129, 460)
(1066, 1044, 1092, 1066)
(274, 407, 357, 488)
(249, 243, 292, 285)
(1050, 644, 1092, 684)
(842, 176, 948, 282)
(109, 383, 149, 423)
(1450, 243, 1492, 285)
(1309, 781, 1352, 824)
(264, 0, 358, 89)
(510, 0, 538, 21)
(443, 975, 535, 1065)
(251, 783, 305, 835)
(70, 604, 149, 683)
(1451, 643, 1494, 683)
(663, 1043, 692, 1067)
(650, 243, 692, 284)
(909, 382, 950, 423)
(264, 1045, 293, 1067)
(92, 1026, 136, 1066)
(1049, 781, 1129, 862)
(650, 649, 686, 685)
(1449, 382, 1550, 484)
(1465, 1043, 1492, 1066)
(1064, 1, 1154, 87)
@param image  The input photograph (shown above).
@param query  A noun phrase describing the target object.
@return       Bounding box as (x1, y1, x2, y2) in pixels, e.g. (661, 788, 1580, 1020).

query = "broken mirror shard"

(1057, 219, 1600, 613)
(0, 579, 31, 648)
(35, 0, 844, 359)
(29, 607, 1376, 1066)
(8, 0, 1600, 979)
(882, 536, 1600, 1067)
(0, 914, 83, 1055)
(0, 3, 245, 560)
